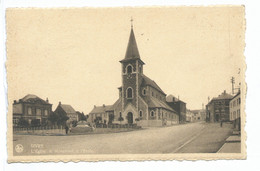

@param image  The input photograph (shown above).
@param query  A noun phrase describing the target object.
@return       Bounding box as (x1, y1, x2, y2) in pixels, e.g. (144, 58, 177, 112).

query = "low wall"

(137, 120, 162, 127)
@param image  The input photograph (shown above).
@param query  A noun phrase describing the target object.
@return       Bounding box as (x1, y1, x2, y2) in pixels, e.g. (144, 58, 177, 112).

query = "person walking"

(220, 120, 223, 127)
(65, 125, 69, 135)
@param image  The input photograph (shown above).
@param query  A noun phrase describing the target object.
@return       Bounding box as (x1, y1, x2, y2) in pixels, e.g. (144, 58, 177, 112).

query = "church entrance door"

(127, 112, 133, 124)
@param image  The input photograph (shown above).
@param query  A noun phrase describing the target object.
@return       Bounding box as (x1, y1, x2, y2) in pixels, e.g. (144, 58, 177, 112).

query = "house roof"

(89, 105, 113, 114)
(231, 91, 240, 100)
(166, 94, 185, 103)
(141, 74, 166, 95)
(20, 94, 50, 104)
(191, 110, 200, 114)
(212, 91, 233, 100)
(143, 96, 176, 113)
(59, 104, 76, 114)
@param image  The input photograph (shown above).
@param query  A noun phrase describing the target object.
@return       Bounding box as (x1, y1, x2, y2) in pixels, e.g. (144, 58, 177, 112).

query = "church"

(89, 24, 179, 127)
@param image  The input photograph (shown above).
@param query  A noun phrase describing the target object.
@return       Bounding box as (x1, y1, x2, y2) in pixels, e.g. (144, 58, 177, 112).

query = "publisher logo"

(15, 144, 24, 153)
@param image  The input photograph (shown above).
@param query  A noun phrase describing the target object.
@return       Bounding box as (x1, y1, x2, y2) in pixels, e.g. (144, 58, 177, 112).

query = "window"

(44, 109, 48, 116)
(139, 110, 143, 117)
(142, 89, 146, 95)
(237, 109, 240, 117)
(127, 87, 133, 98)
(28, 107, 32, 115)
(150, 111, 154, 117)
(36, 109, 41, 116)
(127, 65, 133, 74)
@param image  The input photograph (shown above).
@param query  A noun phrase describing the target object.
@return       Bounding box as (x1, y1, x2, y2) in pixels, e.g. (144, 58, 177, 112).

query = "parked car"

(70, 121, 94, 133)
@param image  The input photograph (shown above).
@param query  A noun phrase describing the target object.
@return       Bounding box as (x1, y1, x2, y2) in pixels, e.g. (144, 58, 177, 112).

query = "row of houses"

(206, 90, 241, 130)
(12, 94, 79, 127)
(186, 109, 206, 123)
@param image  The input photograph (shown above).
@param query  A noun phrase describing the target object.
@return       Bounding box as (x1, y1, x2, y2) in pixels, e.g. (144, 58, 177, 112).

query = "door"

(127, 112, 133, 124)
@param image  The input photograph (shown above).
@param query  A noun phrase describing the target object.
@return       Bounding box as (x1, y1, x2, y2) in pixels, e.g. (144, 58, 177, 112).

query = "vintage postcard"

(6, 6, 246, 162)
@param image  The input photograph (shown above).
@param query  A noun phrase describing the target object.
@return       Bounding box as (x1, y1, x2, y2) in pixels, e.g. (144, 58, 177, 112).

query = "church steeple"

(120, 18, 144, 65)
(124, 26, 140, 59)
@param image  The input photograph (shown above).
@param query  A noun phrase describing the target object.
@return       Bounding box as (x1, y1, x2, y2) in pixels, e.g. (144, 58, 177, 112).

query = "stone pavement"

(217, 131, 241, 153)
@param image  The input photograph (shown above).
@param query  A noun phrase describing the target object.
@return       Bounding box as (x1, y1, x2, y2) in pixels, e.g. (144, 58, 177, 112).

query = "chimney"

(224, 90, 226, 94)
(46, 98, 49, 103)
(59, 101, 61, 105)
(103, 104, 105, 107)
(94, 105, 96, 108)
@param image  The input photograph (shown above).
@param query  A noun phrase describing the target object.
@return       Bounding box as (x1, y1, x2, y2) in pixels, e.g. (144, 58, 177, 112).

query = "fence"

(13, 125, 66, 135)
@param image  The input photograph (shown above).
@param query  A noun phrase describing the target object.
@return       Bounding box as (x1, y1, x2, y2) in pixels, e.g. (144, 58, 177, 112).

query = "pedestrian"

(65, 125, 69, 135)
(220, 120, 223, 127)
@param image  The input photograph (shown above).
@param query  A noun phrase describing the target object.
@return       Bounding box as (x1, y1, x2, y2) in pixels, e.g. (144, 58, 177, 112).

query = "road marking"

(172, 126, 206, 153)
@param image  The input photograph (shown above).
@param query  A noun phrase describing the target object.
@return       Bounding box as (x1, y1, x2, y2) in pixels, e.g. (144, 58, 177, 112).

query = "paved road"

(13, 122, 233, 155)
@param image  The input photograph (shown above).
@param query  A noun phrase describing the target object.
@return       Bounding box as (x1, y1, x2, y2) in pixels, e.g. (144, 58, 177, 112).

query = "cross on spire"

(130, 17, 133, 29)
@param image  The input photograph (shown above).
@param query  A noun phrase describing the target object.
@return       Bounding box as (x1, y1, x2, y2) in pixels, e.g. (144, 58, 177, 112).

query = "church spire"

(124, 18, 140, 59)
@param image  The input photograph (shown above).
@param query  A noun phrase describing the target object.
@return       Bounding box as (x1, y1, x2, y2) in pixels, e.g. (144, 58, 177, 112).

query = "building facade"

(54, 102, 79, 123)
(229, 91, 241, 130)
(13, 94, 52, 126)
(206, 90, 233, 122)
(166, 95, 186, 123)
(89, 105, 112, 124)
(89, 26, 179, 127)
(186, 109, 195, 122)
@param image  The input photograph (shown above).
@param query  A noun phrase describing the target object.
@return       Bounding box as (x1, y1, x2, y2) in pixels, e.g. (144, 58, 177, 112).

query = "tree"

(71, 120, 77, 127)
(77, 112, 87, 121)
(108, 114, 114, 124)
(31, 119, 41, 127)
(94, 116, 102, 125)
(48, 111, 69, 126)
(48, 112, 58, 125)
(118, 116, 124, 124)
(17, 118, 29, 128)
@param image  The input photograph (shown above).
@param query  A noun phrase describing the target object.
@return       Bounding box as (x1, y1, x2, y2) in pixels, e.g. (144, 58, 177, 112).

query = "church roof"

(141, 74, 166, 95)
(143, 96, 176, 113)
(59, 104, 76, 114)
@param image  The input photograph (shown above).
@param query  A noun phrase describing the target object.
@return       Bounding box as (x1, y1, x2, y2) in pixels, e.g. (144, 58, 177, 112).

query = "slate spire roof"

(124, 27, 140, 60)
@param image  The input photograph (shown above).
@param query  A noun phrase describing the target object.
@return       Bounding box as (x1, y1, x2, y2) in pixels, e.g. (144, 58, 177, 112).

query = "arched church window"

(150, 110, 155, 117)
(139, 110, 143, 117)
(142, 88, 146, 95)
(127, 65, 133, 74)
(127, 87, 133, 99)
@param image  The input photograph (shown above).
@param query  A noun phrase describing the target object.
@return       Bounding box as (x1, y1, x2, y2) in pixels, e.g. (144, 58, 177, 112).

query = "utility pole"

(231, 77, 235, 95)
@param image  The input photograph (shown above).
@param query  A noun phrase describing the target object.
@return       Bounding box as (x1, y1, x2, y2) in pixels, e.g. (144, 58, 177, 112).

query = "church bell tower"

(119, 18, 145, 120)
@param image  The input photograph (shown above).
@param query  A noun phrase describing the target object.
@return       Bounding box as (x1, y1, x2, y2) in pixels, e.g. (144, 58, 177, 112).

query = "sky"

(6, 7, 244, 114)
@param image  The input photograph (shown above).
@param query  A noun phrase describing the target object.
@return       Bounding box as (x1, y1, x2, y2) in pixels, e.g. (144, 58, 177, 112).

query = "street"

(13, 122, 233, 155)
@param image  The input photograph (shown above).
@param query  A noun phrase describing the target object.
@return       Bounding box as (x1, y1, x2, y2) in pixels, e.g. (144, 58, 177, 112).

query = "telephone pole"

(231, 77, 235, 95)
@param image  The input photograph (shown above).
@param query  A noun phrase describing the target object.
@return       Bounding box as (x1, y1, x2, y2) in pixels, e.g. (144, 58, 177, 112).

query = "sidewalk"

(217, 131, 241, 153)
